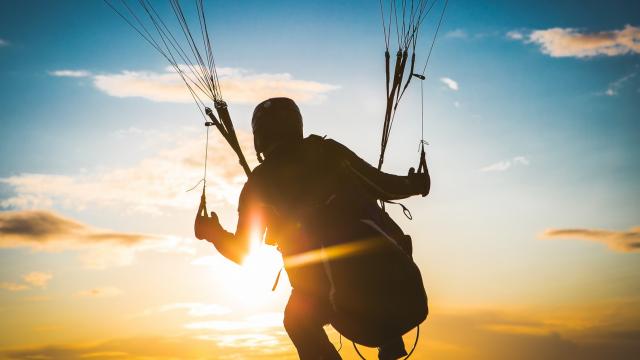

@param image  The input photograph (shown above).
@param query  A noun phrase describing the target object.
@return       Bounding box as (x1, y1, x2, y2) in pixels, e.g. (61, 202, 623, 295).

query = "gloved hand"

(194, 210, 223, 241)
(407, 167, 430, 197)
(194, 192, 223, 242)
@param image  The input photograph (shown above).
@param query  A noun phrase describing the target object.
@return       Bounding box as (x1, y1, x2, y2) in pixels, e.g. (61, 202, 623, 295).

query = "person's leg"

(284, 290, 341, 360)
(378, 336, 407, 360)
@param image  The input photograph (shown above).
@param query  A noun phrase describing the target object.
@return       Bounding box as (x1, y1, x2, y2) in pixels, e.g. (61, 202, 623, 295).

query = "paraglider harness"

(341, 0, 450, 356)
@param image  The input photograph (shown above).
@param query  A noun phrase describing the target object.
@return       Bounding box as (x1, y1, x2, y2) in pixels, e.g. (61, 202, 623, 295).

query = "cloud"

(52, 66, 339, 104)
(515, 25, 640, 58)
(0, 38, 9, 47)
(0, 210, 154, 249)
(3, 300, 640, 359)
(440, 77, 459, 91)
(513, 156, 530, 166)
(540, 227, 640, 253)
(75, 286, 123, 298)
(481, 161, 511, 172)
(480, 156, 530, 172)
(49, 70, 92, 78)
(0, 282, 28, 292)
(446, 29, 502, 40)
(141, 302, 230, 317)
(0, 271, 52, 291)
(506, 30, 525, 40)
(197, 333, 280, 349)
(0, 210, 193, 269)
(421, 300, 640, 360)
(184, 312, 283, 331)
(0, 334, 294, 360)
(23, 271, 52, 288)
(605, 71, 637, 96)
(446, 29, 468, 39)
(1, 129, 252, 214)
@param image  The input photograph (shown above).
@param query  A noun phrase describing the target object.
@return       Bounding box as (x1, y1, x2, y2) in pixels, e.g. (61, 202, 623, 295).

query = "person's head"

(252, 97, 303, 161)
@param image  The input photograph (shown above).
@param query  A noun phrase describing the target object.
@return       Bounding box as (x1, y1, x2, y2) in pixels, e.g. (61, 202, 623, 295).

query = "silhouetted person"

(195, 97, 430, 360)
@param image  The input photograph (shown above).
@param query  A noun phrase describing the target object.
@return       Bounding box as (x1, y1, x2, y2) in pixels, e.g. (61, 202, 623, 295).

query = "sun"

(230, 240, 284, 306)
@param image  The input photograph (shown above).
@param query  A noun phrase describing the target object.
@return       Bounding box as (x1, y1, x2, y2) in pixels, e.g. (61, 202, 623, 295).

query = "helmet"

(252, 97, 303, 158)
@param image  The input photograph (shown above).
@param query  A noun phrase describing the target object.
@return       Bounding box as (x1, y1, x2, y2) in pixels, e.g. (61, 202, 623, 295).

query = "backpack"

(252, 135, 428, 346)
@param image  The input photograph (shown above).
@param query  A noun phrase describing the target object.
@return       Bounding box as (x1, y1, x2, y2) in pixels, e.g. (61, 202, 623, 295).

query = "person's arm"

(326, 139, 430, 200)
(194, 183, 265, 264)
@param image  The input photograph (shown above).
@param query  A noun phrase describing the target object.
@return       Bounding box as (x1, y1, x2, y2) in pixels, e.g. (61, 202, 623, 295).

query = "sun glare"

(231, 240, 284, 306)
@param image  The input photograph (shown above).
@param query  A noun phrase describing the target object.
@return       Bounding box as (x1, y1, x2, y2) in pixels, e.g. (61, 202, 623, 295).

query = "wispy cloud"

(49, 70, 92, 78)
(0, 334, 293, 359)
(0, 210, 193, 269)
(605, 71, 637, 96)
(0, 282, 28, 292)
(0, 271, 52, 291)
(445, 29, 467, 39)
(0, 210, 155, 248)
(185, 312, 283, 331)
(75, 286, 123, 298)
(506, 30, 524, 40)
(440, 77, 459, 91)
(0, 38, 9, 47)
(23, 272, 52, 288)
(1, 129, 252, 214)
(481, 161, 511, 172)
(446, 29, 500, 40)
(198, 333, 280, 349)
(140, 302, 230, 317)
(480, 156, 529, 172)
(51, 66, 339, 104)
(541, 226, 640, 253)
(510, 25, 640, 58)
(3, 300, 640, 359)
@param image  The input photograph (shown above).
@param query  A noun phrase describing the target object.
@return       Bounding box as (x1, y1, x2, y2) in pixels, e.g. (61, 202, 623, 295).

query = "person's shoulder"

(304, 134, 346, 152)
(247, 161, 267, 184)
(304, 134, 326, 144)
(239, 166, 263, 211)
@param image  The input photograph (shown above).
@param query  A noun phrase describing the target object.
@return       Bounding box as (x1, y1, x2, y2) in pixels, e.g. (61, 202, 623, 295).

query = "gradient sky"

(1, 1, 639, 359)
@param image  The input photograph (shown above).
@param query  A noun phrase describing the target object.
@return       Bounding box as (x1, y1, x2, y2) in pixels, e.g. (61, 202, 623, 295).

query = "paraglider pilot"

(195, 97, 430, 360)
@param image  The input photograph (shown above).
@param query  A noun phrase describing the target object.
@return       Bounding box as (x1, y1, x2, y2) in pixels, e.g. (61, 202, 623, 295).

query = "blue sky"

(0, 1, 639, 358)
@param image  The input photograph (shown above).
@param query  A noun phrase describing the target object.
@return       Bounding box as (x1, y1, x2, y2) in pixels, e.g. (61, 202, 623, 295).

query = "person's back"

(246, 135, 382, 250)
(245, 135, 348, 297)
(195, 97, 430, 359)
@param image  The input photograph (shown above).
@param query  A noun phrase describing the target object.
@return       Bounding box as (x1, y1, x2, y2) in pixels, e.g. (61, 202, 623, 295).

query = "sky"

(0, 0, 639, 359)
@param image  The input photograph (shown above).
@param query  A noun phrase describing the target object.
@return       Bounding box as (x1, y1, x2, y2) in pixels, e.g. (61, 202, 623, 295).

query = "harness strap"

(383, 200, 413, 220)
(417, 142, 427, 175)
(271, 267, 283, 291)
(351, 325, 420, 360)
